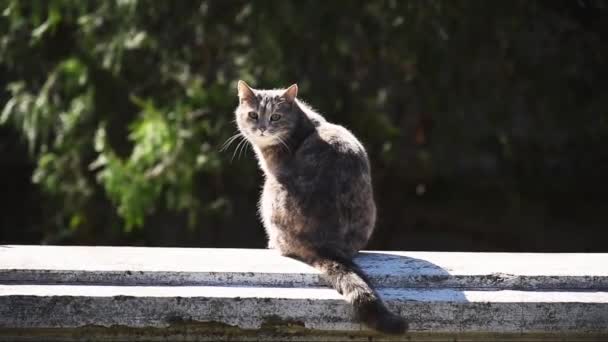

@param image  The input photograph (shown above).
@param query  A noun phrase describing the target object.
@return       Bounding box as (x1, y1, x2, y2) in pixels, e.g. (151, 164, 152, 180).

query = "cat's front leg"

(267, 239, 277, 249)
(265, 223, 281, 249)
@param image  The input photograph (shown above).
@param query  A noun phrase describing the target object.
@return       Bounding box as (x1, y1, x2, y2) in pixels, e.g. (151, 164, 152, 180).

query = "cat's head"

(235, 81, 299, 148)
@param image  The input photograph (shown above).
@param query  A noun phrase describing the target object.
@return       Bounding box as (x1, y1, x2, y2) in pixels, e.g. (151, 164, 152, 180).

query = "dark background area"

(1, 0, 607, 252)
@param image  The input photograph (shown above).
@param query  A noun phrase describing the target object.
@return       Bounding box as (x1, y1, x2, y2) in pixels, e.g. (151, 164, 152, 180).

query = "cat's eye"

(270, 114, 281, 121)
(248, 111, 258, 120)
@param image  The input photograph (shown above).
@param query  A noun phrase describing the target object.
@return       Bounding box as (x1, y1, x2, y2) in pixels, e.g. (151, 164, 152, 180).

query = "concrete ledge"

(1, 246, 607, 341)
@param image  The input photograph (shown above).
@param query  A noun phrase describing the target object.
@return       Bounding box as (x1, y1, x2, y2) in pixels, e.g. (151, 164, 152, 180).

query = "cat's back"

(294, 120, 371, 181)
(317, 122, 366, 154)
(287, 118, 376, 253)
(264, 113, 376, 255)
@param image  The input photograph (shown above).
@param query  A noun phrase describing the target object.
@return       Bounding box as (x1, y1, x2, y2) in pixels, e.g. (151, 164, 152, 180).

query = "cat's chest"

(260, 176, 299, 225)
(255, 145, 295, 180)
(256, 147, 308, 226)
(261, 177, 290, 209)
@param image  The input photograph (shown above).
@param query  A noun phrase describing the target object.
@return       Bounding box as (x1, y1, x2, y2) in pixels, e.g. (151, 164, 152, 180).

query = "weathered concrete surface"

(0, 246, 607, 341)
(1, 285, 608, 339)
(1, 245, 607, 289)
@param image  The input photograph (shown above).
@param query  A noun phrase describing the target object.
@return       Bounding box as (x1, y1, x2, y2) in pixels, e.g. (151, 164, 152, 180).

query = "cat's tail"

(300, 250, 408, 335)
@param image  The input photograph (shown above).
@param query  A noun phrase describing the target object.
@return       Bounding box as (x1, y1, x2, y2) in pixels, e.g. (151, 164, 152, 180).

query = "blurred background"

(1, 0, 607, 252)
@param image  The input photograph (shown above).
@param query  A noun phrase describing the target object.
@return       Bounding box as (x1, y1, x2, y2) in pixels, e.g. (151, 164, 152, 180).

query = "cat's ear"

(281, 84, 298, 102)
(237, 80, 256, 104)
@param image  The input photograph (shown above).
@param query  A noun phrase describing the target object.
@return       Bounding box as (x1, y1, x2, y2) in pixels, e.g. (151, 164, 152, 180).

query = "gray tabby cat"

(234, 81, 407, 334)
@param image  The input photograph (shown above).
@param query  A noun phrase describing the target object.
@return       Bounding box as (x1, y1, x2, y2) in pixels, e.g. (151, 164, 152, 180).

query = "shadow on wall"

(355, 252, 468, 325)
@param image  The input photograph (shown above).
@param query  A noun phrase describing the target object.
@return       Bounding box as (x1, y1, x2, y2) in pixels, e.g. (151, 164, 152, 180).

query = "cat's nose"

(259, 127, 267, 133)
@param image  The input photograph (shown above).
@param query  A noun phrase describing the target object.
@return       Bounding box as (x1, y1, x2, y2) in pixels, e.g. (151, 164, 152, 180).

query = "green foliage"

(1, 0, 233, 234)
(1, 0, 607, 249)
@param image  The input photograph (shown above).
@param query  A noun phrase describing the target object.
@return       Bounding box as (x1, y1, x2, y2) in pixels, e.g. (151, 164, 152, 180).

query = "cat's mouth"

(248, 131, 277, 147)
(255, 130, 272, 138)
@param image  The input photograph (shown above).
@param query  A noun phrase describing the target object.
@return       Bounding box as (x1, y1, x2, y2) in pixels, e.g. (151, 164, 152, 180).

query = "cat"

(233, 80, 407, 334)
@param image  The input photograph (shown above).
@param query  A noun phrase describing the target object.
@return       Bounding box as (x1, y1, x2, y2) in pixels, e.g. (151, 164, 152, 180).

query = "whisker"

(231, 137, 248, 162)
(220, 133, 239, 149)
(220, 132, 243, 152)
(230, 139, 242, 162)
(220, 137, 238, 151)
(238, 137, 252, 160)
(237, 139, 248, 160)
(276, 136, 292, 154)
